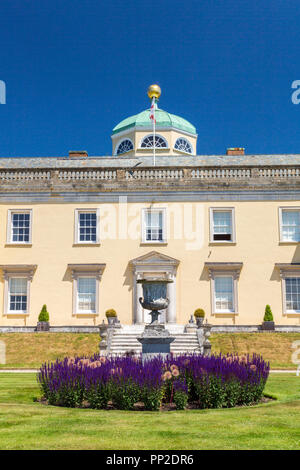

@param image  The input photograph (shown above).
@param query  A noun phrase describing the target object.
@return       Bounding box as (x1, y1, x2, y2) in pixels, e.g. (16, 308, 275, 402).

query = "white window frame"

(76, 276, 98, 315)
(206, 263, 242, 315)
(7, 277, 29, 315)
(68, 264, 106, 316)
(74, 209, 100, 245)
(141, 208, 167, 244)
(213, 275, 235, 314)
(173, 137, 193, 155)
(276, 265, 300, 315)
(209, 207, 236, 243)
(114, 138, 134, 156)
(7, 209, 32, 245)
(279, 207, 300, 243)
(0, 265, 37, 316)
(283, 276, 300, 314)
(138, 134, 169, 150)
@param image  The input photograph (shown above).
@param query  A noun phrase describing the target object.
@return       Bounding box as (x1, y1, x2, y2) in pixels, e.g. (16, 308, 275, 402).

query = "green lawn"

(0, 332, 299, 370)
(0, 373, 299, 450)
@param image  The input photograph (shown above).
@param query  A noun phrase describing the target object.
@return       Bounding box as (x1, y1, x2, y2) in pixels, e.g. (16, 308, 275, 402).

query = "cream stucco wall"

(112, 129, 197, 156)
(1, 200, 300, 326)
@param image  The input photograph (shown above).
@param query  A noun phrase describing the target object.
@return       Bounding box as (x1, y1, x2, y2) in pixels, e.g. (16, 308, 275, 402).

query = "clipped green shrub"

(38, 305, 49, 322)
(194, 308, 205, 318)
(263, 305, 274, 322)
(105, 309, 117, 318)
(174, 390, 188, 410)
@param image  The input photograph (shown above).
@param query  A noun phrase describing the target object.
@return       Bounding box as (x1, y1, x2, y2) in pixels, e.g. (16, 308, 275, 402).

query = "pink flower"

(162, 371, 172, 381)
(171, 368, 180, 377)
(250, 364, 257, 371)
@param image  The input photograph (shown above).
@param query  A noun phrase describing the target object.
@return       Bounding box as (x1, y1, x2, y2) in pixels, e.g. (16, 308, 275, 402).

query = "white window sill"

(173, 148, 193, 155)
(213, 311, 238, 315)
(140, 241, 167, 246)
(279, 241, 300, 245)
(209, 241, 236, 245)
(73, 312, 98, 316)
(5, 243, 32, 247)
(6, 312, 29, 316)
(73, 243, 101, 247)
(137, 147, 170, 151)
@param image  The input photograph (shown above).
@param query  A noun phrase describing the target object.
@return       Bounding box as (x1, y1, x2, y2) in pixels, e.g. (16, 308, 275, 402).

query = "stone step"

(111, 340, 198, 346)
(109, 344, 200, 351)
(112, 332, 197, 337)
(109, 328, 201, 355)
(113, 334, 197, 341)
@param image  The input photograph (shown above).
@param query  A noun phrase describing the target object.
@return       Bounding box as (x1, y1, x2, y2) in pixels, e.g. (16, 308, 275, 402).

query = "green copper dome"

(112, 108, 196, 136)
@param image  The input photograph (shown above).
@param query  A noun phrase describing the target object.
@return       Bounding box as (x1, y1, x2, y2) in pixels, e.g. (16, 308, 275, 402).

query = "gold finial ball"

(147, 84, 161, 100)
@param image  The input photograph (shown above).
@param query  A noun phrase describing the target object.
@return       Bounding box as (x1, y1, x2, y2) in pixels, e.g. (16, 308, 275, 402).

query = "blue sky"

(0, 0, 300, 157)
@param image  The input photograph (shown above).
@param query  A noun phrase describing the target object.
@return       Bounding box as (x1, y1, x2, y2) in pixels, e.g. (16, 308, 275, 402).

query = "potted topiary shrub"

(37, 305, 50, 331)
(194, 308, 205, 326)
(105, 309, 117, 325)
(262, 304, 275, 331)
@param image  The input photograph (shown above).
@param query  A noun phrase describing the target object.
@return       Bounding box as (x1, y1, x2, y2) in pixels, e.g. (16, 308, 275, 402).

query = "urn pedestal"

(137, 278, 175, 360)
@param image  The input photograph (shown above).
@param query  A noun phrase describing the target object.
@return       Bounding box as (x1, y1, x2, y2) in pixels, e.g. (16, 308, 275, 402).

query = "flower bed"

(38, 354, 269, 411)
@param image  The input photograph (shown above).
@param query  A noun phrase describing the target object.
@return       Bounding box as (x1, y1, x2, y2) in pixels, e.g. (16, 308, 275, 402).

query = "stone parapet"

(1, 165, 300, 193)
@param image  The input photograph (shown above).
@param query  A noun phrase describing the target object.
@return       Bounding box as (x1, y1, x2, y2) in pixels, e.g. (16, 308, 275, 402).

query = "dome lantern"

(111, 85, 197, 157)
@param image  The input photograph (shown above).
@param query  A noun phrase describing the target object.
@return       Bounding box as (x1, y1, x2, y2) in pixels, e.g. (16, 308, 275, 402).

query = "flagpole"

(147, 85, 161, 168)
(153, 99, 156, 167)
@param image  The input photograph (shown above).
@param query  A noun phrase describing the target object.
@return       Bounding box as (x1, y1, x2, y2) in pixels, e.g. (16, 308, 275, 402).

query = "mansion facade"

(1, 89, 300, 327)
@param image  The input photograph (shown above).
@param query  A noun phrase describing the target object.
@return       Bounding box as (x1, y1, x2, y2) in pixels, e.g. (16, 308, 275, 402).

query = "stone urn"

(196, 317, 204, 327)
(137, 278, 175, 359)
(138, 278, 172, 324)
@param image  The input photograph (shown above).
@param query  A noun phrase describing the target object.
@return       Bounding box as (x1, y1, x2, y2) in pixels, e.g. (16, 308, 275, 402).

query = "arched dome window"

(116, 139, 134, 155)
(140, 134, 168, 149)
(174, 137, 193, 154)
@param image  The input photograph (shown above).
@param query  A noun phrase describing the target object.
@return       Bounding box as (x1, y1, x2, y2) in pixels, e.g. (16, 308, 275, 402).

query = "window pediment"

(205, 262, 243, 280)
(130, 251, 179, 280)
(275, 263, 300, 278)
(0, 264, 37, 281)
(68, 263, 106, 280)
(130, 251, 179, 267)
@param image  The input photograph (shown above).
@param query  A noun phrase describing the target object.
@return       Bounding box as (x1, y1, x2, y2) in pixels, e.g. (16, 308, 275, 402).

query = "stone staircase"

(109, 324, 201, 355)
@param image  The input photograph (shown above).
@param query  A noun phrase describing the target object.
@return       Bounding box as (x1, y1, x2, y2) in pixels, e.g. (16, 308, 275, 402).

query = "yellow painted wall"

(112, 129, 197, 156)
(0, 200, 300, 326)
